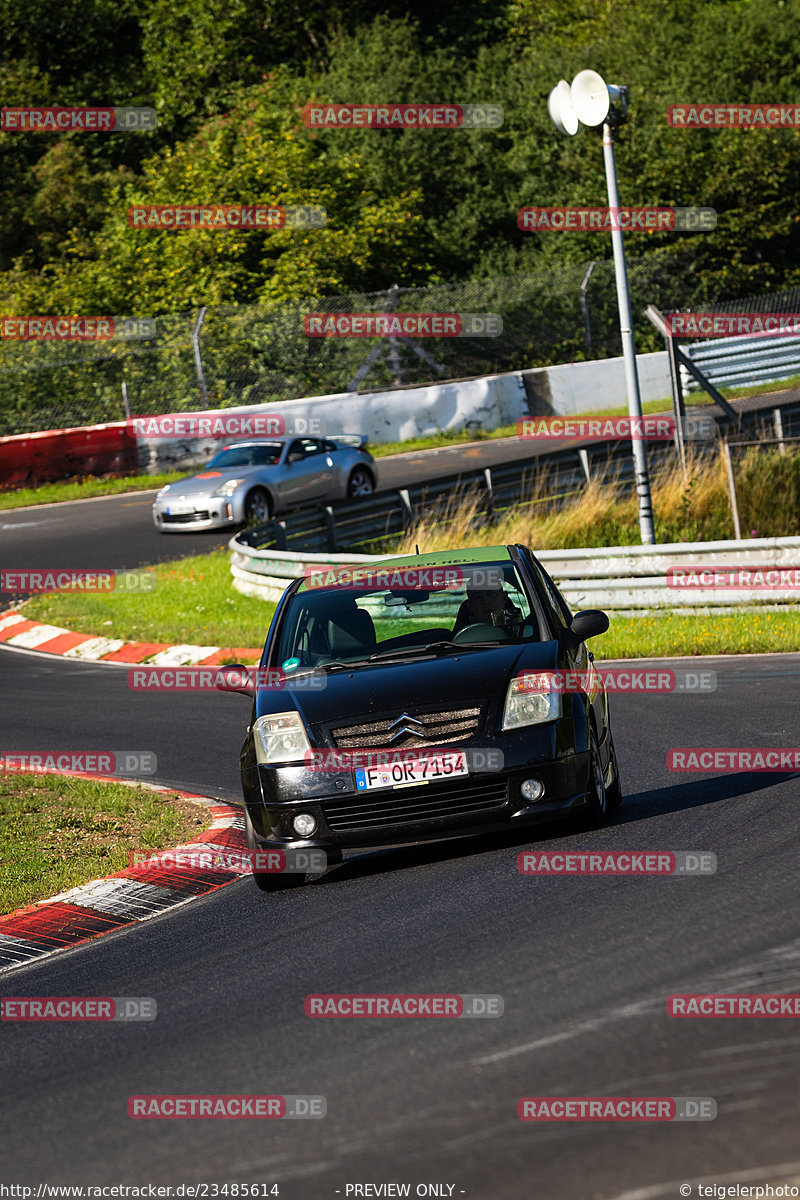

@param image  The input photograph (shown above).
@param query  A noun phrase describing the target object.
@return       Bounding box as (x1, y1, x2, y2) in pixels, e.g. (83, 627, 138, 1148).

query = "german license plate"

(354, 751, 468, 792)
(166, 501, 194, 515)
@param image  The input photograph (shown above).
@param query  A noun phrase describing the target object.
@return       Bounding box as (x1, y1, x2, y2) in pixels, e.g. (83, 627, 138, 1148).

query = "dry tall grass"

(396, 445, 799, 554)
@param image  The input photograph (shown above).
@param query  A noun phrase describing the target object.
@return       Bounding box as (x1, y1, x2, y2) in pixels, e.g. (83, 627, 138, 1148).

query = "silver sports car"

(152, 436, 377, 532)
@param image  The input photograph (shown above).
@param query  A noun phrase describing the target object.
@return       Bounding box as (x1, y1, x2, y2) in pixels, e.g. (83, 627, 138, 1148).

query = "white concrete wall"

(136, 352, 672, 473)
(137, 372, 530, 473)
(544, 351, 671, 415)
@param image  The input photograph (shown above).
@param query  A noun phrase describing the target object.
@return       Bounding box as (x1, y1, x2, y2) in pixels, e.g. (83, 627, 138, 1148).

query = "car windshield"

(275, 559, 543, 672)
(206, 443, 283, 469)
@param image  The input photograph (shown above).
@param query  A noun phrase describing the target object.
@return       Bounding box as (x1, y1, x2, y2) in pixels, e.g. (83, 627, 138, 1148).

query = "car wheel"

(347, 468, 375, 498)
(244, 487, 271, 524)
(584, 728, 609, 824)
(605, 731, 623, 809)
(243, 806, 305, 892)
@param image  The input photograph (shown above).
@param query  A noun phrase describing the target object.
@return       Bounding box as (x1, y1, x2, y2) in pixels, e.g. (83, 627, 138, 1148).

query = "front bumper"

(152, 495, 240, 532)
(241, 734, 593, 865)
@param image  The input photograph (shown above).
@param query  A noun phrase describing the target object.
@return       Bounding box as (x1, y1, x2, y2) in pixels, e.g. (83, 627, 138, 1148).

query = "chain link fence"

(0, 246, 776, 436)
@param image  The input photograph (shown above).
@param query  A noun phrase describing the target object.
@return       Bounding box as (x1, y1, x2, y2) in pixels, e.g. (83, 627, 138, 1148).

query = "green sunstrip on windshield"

(297, 546, 512, 590)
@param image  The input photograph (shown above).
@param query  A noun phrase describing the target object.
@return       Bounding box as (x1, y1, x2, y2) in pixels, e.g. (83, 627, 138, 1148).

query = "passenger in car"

(453, 583, 523, 634)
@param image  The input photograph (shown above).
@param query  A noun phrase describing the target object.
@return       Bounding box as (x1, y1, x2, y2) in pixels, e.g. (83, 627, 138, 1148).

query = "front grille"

(161, 510, 211, 523)
(328, 706, 482, 749)
(323, 776, 508, 832)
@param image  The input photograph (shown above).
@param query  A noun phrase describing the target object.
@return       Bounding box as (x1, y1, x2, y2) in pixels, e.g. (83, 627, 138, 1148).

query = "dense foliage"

(1, 0, 798, 316)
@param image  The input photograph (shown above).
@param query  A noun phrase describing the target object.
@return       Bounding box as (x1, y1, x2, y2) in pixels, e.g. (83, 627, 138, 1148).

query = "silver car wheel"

(245, 487, 271, 523)
(347, 468, 375, 498)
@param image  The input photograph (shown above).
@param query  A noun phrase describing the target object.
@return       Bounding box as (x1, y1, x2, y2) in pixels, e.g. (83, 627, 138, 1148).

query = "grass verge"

(21, 550, 274, 653)
(0, 471, 184, 510)
(598, 610, 800, 659)
(0, 773, 210, 914)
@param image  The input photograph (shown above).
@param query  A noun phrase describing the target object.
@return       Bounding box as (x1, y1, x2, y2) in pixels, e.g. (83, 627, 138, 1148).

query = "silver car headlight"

(253, 711, 311, 765)
(212, 477, 245, 498)
(502, 673, 561, 729)
(156, 484, 171, 499)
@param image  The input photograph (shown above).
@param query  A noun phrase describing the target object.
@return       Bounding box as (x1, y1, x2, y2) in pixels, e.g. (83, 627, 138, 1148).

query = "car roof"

(366, 545, 512, 571)
(295, 545, 513, 592)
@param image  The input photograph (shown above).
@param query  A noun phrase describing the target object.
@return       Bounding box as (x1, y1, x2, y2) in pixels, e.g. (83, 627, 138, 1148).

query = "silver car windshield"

(276, 561, 542, 672)
(207, 444, 283, 469)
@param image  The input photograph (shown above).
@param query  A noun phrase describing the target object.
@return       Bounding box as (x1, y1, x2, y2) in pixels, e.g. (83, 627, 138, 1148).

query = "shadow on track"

(304, 769, 797, 888)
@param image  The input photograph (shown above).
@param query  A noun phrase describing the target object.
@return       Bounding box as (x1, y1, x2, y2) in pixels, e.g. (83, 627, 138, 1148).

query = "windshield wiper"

(367, 640, 510, 661)
(367, 641, 460, 662)
(315, 658, 376, 672)
(306, 641, 505, 673)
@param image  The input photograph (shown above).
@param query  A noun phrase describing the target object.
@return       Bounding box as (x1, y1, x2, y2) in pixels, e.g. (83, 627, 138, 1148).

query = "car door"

(275, 439, 335, 507)
(532, 556, 609, 735)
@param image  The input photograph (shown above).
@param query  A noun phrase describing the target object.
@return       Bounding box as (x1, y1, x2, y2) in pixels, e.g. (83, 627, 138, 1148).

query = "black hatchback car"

(218, 544, 622, 889)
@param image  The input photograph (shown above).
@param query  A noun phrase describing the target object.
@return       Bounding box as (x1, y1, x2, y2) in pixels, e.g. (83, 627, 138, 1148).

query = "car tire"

(584, 728, 610, 824)
(244, 487, 272, 524)
(347, 468, 375, 498)
(605, 731, 623, 809)
(243, 805, 306, 892)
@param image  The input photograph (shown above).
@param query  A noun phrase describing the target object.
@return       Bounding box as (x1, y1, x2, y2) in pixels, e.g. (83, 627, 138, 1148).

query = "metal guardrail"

(682, 334, 800, 393)
(229, 533, 800, 611)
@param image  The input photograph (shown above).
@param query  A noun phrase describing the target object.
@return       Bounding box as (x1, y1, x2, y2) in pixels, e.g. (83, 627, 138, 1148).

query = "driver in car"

(453, 582, 523, 635)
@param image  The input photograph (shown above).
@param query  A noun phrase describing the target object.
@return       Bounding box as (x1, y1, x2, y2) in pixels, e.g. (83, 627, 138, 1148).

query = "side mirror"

(214, 664, 256, 696)
(567, 609, 609, 645)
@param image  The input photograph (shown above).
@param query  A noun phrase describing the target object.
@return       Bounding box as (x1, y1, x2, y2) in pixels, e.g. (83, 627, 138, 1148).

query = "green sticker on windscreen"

(282, 657, 300, 672)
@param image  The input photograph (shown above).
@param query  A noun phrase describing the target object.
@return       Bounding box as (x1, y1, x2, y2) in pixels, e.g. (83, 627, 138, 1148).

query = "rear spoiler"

(334, 433, 369, 450)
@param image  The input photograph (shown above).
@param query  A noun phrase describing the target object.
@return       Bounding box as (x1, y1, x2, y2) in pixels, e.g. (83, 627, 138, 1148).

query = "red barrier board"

(0, 421, 137, 487)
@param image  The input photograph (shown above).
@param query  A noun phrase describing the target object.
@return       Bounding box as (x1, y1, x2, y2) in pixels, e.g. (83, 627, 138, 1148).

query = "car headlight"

(253, 711, 311, 765)
(156, 484, 171, 499)
(502, 673, 561, 730)
(212, 477, 245, 497)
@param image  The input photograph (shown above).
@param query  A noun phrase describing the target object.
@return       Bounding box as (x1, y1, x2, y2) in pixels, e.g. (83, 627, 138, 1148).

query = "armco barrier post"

(722, 442, 742, 540)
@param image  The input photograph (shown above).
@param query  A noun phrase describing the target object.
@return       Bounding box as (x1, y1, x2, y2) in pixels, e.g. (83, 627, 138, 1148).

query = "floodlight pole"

(602, 122, 655, 544)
